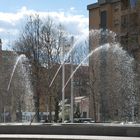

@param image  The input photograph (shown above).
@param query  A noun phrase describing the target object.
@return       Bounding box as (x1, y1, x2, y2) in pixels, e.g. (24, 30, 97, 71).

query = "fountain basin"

(0, 123, 139, 137)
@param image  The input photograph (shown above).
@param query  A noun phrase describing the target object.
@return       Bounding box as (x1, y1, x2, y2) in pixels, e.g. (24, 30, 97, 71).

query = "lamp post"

(62, 39, 65, 123)
(62, 36, 74, 123)
(70, 36, 74, 123)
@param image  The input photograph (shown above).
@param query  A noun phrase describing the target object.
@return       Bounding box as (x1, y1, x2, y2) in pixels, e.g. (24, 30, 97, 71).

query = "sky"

(0, 0, 97, 50)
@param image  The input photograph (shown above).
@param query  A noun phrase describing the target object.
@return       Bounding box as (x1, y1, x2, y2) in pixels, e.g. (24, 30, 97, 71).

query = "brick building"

(87, 0, 140, 49)
(0, 46, 34, 122)
(87, 0, 140, 122)
(0, 43, 90, 122)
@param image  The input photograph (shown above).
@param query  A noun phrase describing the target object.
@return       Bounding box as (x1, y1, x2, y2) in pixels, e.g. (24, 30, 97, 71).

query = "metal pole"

(70, 36, 74, 123)
(62, 39, 65, 123)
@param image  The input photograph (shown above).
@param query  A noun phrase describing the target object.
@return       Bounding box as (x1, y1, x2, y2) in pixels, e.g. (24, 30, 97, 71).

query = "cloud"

(70, 7, 75, 11)
(0, 6, 88, 50)
(0, 28, 6, 33)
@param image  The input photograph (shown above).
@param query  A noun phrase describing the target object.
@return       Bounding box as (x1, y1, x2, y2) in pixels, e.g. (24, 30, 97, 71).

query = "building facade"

(88, 0, 140, 50)
(0, 46, 34, 122)
(87, 0, 140, 122)
(0, 43, 90, 122)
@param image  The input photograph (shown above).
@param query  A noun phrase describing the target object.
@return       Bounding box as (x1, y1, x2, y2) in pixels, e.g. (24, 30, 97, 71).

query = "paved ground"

(0, 135, 140, 140)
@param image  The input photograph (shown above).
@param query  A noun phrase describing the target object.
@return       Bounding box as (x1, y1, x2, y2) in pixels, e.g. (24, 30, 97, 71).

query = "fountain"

(60, 29, 138, 123)
(90, 42, 137, 122)
(49, 35, 88, 122)
(2, 29, 139, 124)
(49, 35, 88, 88)
(88, 29, 138, 122)
(7, 54, 26, 91)
(0, 29, 140, 138)
(47, 29, 139, 123)
(2, 53, 34, 123)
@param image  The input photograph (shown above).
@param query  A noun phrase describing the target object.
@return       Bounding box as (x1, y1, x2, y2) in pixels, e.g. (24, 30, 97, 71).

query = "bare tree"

(13, 15, 70, 122)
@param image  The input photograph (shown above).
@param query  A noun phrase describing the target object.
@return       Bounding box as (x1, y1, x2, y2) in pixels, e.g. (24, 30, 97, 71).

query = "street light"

(62, 38, 65, 123)
(62, 36, 74, 123)
(70, 36, 74, 123)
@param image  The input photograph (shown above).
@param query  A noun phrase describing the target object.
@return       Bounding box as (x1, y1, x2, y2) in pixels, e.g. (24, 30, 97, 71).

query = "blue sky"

(0, 0, 97, 49)
(0, 0, 96, 15)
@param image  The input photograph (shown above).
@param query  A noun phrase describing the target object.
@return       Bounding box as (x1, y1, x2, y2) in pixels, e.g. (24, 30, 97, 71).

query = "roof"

(87, 0, 121, 10)
(87, 3, 99, 10)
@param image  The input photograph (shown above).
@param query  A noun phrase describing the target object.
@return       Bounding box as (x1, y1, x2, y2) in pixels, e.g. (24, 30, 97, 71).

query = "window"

(121, 15, 128, 28)
(100, 11, 107, 29)
(121, 0, 129, 10)
(114, 19, 119, 27)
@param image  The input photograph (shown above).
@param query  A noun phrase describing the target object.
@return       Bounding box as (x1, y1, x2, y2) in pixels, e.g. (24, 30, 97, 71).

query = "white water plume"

(91, 42, 137, 121)
(7, 54, 26, 91)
